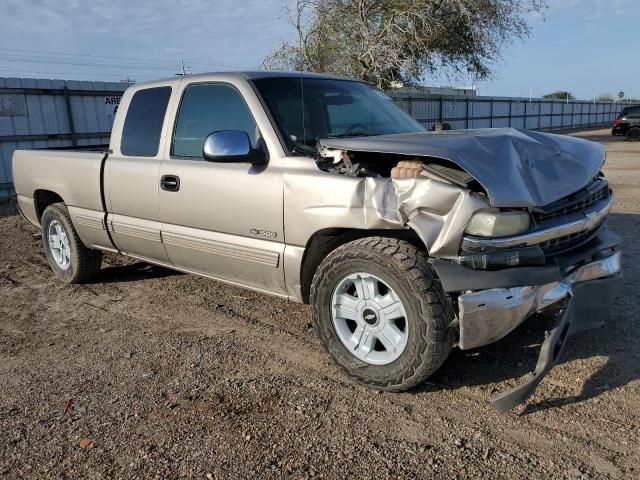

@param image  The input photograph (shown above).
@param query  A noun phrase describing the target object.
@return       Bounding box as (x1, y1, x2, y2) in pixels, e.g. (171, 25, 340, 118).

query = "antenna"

(300, 76, 305, 144)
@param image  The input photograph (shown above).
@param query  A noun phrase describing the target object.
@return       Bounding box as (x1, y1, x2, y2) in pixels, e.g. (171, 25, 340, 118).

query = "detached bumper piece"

(457, 251, 621, 412)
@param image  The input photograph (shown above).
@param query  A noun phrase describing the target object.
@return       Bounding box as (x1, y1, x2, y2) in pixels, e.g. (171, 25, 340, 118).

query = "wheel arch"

(299, 227, 427, 304)
(33, 189, 65, 223)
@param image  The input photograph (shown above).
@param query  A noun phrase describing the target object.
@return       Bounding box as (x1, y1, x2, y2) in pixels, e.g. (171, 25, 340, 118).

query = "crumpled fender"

(283, 157, 489, 295)
(284, 158, 489, 301)
(367, 177, 488, 256)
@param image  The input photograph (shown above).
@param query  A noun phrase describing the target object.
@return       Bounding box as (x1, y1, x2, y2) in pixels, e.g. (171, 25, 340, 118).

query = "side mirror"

(202, 130, 266, 164)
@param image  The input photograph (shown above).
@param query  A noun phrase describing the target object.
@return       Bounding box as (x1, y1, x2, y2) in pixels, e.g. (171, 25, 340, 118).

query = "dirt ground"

(1, 128, 639, 479)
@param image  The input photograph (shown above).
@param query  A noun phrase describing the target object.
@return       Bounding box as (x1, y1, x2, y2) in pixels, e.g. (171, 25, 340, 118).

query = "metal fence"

(390, 92, 637, 131)
(0, 77, 128, 198)
(1, 77, 638, 199)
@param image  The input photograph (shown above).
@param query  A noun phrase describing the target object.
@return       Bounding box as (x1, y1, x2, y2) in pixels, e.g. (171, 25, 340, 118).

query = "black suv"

(612, 106, 640, 138)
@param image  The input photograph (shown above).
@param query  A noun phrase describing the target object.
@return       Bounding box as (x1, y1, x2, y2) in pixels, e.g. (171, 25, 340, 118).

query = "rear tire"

(310, 237, 454, 391)
(41, 203, 102, 283)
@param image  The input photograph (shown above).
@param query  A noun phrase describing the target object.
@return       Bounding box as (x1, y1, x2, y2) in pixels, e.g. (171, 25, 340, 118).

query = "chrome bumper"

(457, 251, 622, 350)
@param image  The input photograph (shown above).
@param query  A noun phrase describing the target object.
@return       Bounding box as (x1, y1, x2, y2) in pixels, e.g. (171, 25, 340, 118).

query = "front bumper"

(491, 266, 621, 412)
(436, 228, 622, 411)
(612, 125, 628, 135)
(457, 251, 621, 350)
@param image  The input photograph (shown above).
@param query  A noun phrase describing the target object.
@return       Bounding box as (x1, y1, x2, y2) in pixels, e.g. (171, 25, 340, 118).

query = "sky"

(0, 0, 637, 100)
(468, 0, 640, 99)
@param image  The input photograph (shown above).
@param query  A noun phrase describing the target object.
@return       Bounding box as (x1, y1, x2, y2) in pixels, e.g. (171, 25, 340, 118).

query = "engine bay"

(316, 144, 483, 191)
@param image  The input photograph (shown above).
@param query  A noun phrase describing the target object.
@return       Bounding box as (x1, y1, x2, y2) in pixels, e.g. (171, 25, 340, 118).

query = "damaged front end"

(304, 127, 621, 411)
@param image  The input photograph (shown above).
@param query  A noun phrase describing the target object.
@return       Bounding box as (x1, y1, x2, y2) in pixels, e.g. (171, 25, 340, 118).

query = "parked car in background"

(612, 106, 640, 138)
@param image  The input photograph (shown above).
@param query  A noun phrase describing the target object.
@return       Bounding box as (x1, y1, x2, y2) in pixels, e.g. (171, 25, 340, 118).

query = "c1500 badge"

(250, 228, 277, 239)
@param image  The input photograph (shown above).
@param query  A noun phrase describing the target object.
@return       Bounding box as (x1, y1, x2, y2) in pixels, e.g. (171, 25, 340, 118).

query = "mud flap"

(491, 296, 574, 413)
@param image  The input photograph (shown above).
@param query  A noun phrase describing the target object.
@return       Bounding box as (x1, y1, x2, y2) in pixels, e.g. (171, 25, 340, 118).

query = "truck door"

(103, 85, 173, 264)
(157, 81, 286, 295)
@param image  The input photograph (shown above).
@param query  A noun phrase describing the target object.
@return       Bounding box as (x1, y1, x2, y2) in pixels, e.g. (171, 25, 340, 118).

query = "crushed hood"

(319, 128, 606, 208)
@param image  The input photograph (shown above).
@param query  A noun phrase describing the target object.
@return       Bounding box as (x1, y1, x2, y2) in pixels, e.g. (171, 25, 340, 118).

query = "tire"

(41, 203, 102, 283)
(626, 127, 640, 140)
(310, 237, 454, 391)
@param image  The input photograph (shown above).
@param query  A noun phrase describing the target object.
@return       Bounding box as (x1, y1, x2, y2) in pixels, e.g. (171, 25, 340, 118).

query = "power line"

(0, 52, 181, 69)
(0, 46, 253, 83)
(0, 47, 247, 70)
(0, 56, 184, 71)
(0, 67, 143, 81)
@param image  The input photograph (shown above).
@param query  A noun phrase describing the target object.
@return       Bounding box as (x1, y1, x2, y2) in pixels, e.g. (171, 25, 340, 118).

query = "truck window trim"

(170, 81, 262, 161)
(247, 79, 291, 157)
(120, 86, 172, 158)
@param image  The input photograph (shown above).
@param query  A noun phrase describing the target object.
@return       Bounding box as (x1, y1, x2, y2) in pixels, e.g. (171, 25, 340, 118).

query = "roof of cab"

(128, 70, 361, 90)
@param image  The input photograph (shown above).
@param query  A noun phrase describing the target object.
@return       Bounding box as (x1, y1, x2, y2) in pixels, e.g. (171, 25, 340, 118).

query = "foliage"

(542, 91, 575, 100)
(595, 93, 614, 102)
(263, 0, 547, 89)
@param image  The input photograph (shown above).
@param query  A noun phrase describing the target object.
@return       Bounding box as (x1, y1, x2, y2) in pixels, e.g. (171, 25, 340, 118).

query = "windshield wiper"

(290, 138, 317, 156)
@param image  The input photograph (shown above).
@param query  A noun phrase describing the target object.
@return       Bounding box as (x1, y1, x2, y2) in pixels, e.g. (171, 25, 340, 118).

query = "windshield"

(252, 77, 425, 154)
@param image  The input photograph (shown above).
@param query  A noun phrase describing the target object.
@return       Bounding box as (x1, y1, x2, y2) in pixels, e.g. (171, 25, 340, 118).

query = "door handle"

(161, 175, 180, 192)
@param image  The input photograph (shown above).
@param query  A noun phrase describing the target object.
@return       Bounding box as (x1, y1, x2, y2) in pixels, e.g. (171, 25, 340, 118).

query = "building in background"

(392, 85, 478, 97)
(0, 77, 128, 198)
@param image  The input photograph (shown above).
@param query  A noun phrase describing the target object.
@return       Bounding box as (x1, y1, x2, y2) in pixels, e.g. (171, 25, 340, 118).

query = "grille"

(538, 224, 603, 256)
(532, 178, 610, 223)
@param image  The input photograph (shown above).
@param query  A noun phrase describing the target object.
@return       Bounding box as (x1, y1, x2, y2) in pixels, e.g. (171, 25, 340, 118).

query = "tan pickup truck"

(12, 72, 621, 410)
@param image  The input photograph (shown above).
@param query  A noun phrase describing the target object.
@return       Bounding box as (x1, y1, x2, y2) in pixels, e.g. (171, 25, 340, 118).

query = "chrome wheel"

(331, 272, 409, 365)
(48, 220, 71, 270)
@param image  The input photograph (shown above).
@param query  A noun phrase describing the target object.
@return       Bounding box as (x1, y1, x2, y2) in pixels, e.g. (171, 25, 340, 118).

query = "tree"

(263, 0, 547, 89)
(618, 91, 625, 100)
(542, 91, 575, 100)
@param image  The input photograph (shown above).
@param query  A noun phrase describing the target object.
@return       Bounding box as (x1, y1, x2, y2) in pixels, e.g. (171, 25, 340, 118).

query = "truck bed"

(12, 149, 106, 225)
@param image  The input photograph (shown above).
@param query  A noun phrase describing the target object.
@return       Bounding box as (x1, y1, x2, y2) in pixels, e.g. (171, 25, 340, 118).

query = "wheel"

(310, 237, 454, 391)
(41, 203, 102, 283)
(626, 127, 640, 140)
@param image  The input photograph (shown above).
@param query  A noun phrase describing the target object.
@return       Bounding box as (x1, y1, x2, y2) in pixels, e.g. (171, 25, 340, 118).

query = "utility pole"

(181, 60, 186, 75)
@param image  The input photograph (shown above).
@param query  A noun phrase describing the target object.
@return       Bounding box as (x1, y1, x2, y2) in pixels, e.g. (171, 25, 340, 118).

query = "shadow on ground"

(91, 261, 182, 284)
(568, 129, 639, 145)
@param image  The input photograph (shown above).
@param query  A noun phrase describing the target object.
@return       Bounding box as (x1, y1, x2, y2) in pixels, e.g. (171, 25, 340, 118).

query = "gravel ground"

(1, 128, 639, 479)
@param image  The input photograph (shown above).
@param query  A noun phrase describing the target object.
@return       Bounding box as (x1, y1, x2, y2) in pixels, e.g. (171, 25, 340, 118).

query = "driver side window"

(173, 83, 259, 158)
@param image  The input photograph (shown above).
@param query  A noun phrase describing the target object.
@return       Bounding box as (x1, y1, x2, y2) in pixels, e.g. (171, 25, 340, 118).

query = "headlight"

(465, 209, 531, 237)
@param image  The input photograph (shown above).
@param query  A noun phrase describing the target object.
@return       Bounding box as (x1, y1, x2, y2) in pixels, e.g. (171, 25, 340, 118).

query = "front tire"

(626, 127, 640, 140)
(310, 237, 454, 391)
(41, 203, 102, 283)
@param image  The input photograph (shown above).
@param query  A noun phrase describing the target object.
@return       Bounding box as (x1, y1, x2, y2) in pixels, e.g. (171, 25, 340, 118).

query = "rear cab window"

(121, 86, 172, 157)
